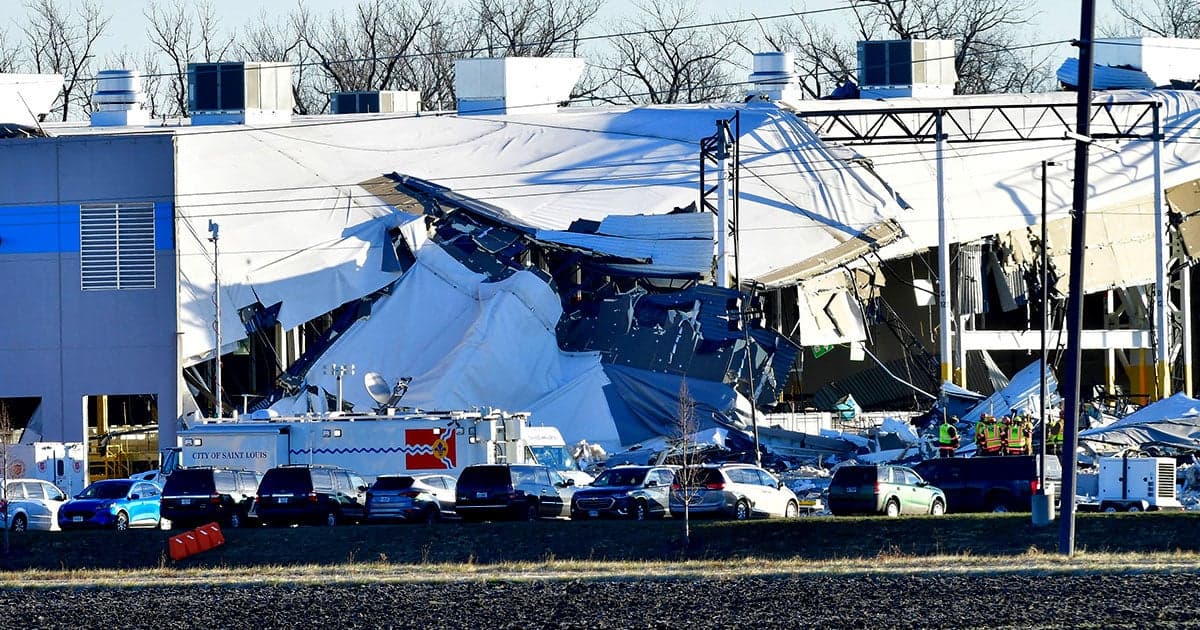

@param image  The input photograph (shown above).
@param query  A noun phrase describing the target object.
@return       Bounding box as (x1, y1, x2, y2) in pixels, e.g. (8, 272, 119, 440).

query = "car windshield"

(833, 467, 877, 485)
(371, 476, 416, 491)
(162, 470, 215, 495)
(79, 480, 132, 499)
(591, 469, 647, 487)
(258, 468, 314, 494)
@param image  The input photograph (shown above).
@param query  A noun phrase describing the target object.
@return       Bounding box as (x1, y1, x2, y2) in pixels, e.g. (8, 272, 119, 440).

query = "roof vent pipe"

(746, 52, 803, 103)
(91, 69, 150, 127)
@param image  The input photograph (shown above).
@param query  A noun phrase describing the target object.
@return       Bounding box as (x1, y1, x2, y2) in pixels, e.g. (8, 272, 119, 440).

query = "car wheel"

(424, 507, 441, 524)
(930, 499, 946, 516)
(10, 513, 27, 532)
(229, 513, 241, 529)
(885, 498, 901, 518)
(734, 500, 751, 521)
(785, 501, 799, 519)
(115, 511, 130, 531)
(989, 500, 1011, 514)
(632, 501, 648, 521)
(524, 502, 539, 522)
(325, 511, 338, 527)
(1127, 505, 1142, 513)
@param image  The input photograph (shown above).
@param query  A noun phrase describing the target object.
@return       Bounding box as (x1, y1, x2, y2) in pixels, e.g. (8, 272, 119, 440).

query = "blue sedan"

(58, 480, 162, 530)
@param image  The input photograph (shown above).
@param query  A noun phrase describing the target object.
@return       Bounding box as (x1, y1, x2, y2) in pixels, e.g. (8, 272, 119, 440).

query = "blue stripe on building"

(0, 203, 175, 254)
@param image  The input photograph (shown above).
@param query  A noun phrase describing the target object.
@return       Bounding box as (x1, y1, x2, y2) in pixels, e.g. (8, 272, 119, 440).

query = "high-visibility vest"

(1007, 423, 1027, 451)
(983, 424, 1004, 451)
(939, 423, 957, 447)
(1048, 420, 1064, 445)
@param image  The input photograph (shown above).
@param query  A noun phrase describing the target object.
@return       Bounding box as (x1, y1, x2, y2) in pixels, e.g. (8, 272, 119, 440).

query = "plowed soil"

(2, 571, 1199, 629)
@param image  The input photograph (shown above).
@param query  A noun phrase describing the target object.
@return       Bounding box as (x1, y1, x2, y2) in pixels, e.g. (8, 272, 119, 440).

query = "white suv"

(669, 464, 799, 520)
(3, 478, 69, 531)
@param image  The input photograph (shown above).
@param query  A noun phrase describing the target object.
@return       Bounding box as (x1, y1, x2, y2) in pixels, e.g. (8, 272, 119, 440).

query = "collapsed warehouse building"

(6, 41, 1200, 475)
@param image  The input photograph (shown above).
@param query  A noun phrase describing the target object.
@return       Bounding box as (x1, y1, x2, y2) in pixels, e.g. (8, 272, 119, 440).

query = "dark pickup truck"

(913, 455, 1061, 513)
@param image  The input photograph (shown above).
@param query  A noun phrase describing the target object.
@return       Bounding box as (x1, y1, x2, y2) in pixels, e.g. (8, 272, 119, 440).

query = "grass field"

(1, 512, 1198, 577)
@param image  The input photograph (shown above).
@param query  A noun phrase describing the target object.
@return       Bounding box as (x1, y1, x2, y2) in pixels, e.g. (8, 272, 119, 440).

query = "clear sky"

(0, 0, 1124, 70)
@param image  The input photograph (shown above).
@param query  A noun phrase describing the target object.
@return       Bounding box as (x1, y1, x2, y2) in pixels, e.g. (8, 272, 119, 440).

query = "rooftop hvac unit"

(455, 57, 584, 115)
(188, 61, 293, 125)
(90, 69, 150, 127)
(330, 90, 421, 115)
(856, 39, 957, 99)
(1094, 37, 1200, 87)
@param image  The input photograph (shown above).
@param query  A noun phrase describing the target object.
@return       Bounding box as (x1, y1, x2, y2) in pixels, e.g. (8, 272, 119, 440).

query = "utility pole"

(1060, 0, 1096, 556)
(208, 220, 222, 418)
(1033, 160, 1058, 527)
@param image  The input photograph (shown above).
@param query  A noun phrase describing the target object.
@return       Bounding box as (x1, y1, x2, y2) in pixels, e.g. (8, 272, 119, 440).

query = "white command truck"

(163, 409, 556, 482)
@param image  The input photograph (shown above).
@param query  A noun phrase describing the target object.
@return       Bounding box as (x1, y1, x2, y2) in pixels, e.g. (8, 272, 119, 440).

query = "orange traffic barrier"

(168, 522, 225, 561)
(198, 522, 225, 546)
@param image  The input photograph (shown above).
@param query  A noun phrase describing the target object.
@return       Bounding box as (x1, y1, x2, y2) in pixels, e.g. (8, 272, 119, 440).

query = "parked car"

(161, 467, 262, 528)
(571, 465, 675, 520)
(365, 474, 456, 523)
(913, 455, 1061, 513)
(669, 464, 799, 520)
(456, 464, 576, 521)
(828, 464, 947, 517)
(2, 478, 69, 531)
(254, 464, 368, 526)
(58, 479, 162, 530)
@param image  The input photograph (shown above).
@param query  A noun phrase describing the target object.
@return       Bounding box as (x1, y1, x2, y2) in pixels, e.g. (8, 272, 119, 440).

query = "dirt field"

(2, 571, 1199, 629)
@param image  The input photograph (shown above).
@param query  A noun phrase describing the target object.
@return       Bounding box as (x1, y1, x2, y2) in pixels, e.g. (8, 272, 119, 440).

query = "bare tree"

(672, 380, 700, 549)
(1107, 0, 1200, 38)
(145, 0, 235, 117)
(594, 0, 741, 105)
(405, 9, 479, 110)
(240, 10, 319, 114)
(0, 28, 20, 73)
(1, 403, 11, 555)
(22, 0, 111, 121)
(292, 0, 438, 101)
(471, 0, 601, 57)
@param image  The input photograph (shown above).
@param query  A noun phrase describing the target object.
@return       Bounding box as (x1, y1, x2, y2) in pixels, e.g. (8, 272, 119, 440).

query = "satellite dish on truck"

(364, 372, 412, 411)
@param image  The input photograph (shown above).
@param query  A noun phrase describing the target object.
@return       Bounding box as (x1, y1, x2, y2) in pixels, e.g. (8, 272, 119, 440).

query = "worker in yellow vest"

(1004, 415, 1028, 456)
(976, 414, 1004, 456)
(1021, 414, 1034, 455)
(938, 416, 960, 458)
(1047, 412, 1065, 455)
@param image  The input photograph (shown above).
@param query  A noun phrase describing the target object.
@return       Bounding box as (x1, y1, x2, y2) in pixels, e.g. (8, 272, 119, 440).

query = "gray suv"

(571, 465, 675, 520)
(669, 464, 799, 520)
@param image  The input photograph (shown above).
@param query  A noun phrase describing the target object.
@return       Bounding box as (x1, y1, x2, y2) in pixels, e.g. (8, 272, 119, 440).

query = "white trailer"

(163, 409, 539, 482)
(1097, 455, 1183, 512)
(2, 442, 87, 497)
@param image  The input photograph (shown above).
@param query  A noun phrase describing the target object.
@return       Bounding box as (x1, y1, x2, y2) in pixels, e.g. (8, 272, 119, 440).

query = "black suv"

(570, 465, 675, 520)
(161, 467, 261, 528)
(456, 464, 575, 521)
(912, 455, 1062, 513)
(254, 464, 368, 526)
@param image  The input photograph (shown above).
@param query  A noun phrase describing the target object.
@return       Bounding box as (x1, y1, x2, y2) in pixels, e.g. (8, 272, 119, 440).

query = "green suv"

(828, 464, 947, 517)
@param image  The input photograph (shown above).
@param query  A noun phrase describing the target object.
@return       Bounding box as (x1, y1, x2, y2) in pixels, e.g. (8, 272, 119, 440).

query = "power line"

(2, 106, 1179, 226)
(9, 85, 1173, 216)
